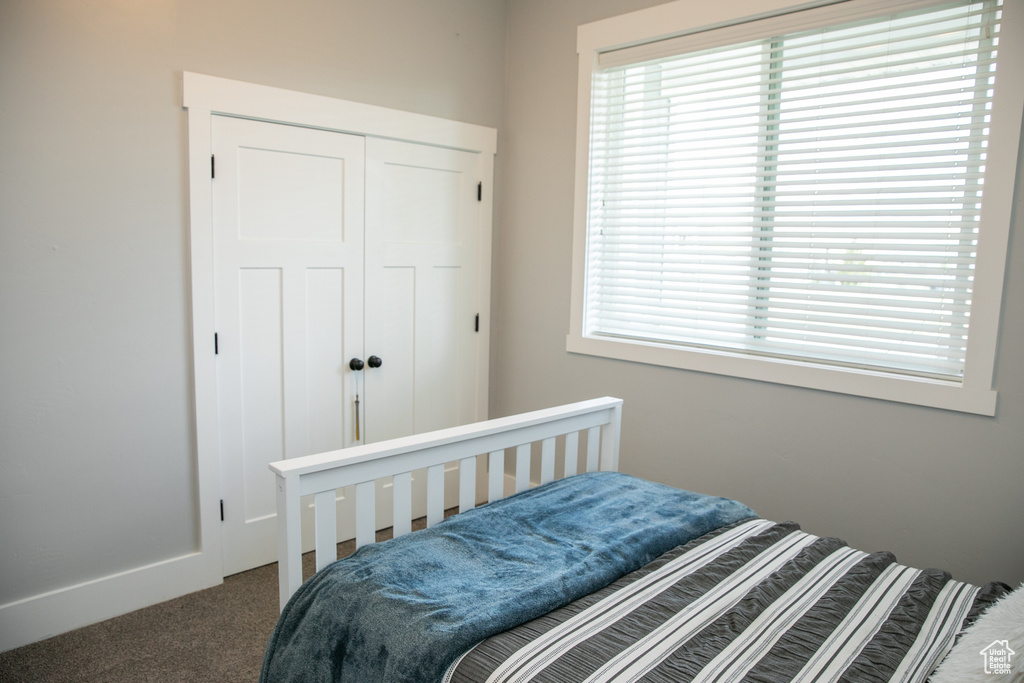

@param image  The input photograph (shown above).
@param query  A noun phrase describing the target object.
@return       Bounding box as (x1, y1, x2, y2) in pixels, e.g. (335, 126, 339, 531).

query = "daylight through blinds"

(585, 0, 1001, 380)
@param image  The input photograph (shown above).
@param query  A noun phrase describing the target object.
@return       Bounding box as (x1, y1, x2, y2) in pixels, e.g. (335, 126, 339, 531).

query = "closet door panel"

(381, 162, 462, 244)
(237, 148, 346, 242)
(364, 138, 481, 441)
(364, 138, 483, 523)
(214, 116, 365, 576)
(416, 266, 463, 434)
(365, 267, 416, 444)
(305, 268, 347, 455)
(237, 268, 285, 523)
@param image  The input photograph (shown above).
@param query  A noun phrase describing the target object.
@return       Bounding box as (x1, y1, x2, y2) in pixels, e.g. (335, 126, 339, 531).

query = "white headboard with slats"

(269, 397, 623, 609)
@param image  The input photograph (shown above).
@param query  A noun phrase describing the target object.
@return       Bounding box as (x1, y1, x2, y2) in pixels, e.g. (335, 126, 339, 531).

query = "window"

(569, 0, 1024, 415)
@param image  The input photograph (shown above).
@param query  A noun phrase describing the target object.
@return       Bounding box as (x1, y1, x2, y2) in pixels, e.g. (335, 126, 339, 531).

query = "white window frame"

(568, 0, 1024, 415)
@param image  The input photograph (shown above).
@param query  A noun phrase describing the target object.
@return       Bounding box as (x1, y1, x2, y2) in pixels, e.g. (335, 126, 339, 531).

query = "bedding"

(444, 519, 1008, 683)
(259, 471, 755, 683)
(929, 582, 1024, 682)
(263, 398, 1009, 683)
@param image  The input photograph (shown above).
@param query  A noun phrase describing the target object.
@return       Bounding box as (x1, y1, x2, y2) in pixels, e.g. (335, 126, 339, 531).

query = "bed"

(261, 397, 1017, 683)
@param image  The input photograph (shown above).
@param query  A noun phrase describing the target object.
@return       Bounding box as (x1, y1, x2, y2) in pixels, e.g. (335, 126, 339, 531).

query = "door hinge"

(214, 333, 219, 355)
(211, 154, 215, 179)
(477, 181, 482, 202)
(475, 314, 480, 332)
(220, 499, 224, 521)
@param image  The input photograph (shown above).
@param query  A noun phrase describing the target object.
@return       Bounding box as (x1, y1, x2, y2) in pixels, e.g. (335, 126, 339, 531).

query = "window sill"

(566, 333, 997, 416)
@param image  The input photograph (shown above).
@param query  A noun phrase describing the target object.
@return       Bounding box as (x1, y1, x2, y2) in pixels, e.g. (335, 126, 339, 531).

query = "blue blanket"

(259, 471, 755, 683)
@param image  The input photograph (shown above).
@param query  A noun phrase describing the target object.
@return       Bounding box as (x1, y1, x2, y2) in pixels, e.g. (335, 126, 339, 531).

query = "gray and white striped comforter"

(445, 519, 1003, 683)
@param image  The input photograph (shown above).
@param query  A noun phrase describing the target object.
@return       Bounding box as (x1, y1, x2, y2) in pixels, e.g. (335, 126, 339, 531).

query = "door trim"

(183, 72, 497, 154)
(184, 72, 496, 583)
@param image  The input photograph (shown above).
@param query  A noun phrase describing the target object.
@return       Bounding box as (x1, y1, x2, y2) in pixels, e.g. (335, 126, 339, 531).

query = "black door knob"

(349, 358, 364, 371)
(367, 355, 383, 368)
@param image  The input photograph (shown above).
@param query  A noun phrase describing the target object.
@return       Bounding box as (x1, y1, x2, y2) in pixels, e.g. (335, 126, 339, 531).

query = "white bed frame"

(269, 396, 623, 609)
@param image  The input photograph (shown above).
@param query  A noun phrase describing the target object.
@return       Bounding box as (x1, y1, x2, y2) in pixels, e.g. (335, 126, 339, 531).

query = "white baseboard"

(1, 475, 537, 653)
(0, 550, 221, 653)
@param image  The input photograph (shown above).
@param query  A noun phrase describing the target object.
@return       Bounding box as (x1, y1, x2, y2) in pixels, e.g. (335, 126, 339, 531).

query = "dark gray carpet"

(0, 525, 411, 683)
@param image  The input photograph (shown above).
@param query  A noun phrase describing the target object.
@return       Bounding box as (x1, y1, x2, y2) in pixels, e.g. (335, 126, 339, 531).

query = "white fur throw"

(930, 583, 1024, 683)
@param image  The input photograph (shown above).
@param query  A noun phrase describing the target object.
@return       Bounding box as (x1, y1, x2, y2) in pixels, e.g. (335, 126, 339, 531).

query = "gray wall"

(493, 0, 1024, 588)
(0, 0, 507, 607)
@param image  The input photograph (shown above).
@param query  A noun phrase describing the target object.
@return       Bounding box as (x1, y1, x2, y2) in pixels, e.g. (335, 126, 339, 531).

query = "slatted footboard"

(268, 396, 623, 609)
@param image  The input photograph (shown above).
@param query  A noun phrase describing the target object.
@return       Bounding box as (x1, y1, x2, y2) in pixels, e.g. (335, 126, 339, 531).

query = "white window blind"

(585, 0, 1001, 381)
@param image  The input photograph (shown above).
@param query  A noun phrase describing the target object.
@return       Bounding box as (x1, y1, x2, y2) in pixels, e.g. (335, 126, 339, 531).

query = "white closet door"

(363, 138, 484, 522)
(213, 116, 365, 576)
